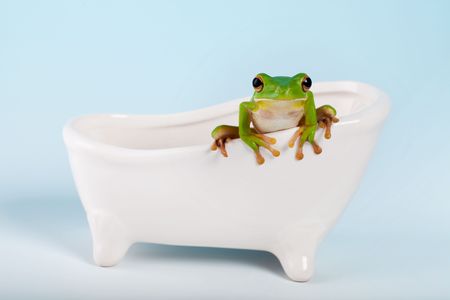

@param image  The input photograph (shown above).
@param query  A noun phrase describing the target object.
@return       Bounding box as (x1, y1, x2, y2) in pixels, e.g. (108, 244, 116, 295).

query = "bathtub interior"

(71, 83, 377, 150)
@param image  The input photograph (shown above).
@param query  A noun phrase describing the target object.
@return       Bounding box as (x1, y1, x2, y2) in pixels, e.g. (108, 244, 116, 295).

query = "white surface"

(63, 81, 389, 282)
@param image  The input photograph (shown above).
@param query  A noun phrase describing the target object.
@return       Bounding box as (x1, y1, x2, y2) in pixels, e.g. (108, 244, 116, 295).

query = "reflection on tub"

(63, 81, 390, 281)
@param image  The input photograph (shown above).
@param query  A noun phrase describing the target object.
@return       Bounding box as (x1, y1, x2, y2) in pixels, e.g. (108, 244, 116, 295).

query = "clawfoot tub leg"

(86, 212, 131, 267)
(272, 230, 323, 282)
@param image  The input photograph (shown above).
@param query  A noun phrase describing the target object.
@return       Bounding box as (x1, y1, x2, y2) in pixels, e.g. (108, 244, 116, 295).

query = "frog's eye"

(252, 76, 264, 92)
(302, 76, 312, 92)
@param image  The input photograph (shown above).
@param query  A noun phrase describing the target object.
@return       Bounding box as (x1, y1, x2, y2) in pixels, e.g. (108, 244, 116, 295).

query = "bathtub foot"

(87, 212, 131, 267)
(273, 231, 322, 282)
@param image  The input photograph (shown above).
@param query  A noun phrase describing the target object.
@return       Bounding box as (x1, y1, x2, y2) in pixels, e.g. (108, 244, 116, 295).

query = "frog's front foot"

(241, 132, 280, 165)
(288, 125, 322, 160)
(316, 105, 339, 139)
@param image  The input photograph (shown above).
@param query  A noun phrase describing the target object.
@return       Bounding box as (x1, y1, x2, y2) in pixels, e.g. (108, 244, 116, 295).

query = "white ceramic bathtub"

(63, 81, 390, 281)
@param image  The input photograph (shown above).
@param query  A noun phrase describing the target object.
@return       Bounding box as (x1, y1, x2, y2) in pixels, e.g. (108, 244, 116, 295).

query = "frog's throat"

(254, 98, 307, 102)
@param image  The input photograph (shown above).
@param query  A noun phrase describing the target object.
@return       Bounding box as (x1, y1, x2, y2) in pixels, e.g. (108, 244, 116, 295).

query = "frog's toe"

(262, 144, 280, 157)
(295, 139, 321, 159)
(318, 114, 339, 139)
(295, 141, 305, 160)
(254, 133, 277, 145)
(211, 138, 229, 157)
(311, 141, 322, 154)
(288, 126, 307, 159)
(252, 135, 280, 158)
(288, 127, 304, 148)
(255, 150, 265, 165)
(217, 139, 228, 157)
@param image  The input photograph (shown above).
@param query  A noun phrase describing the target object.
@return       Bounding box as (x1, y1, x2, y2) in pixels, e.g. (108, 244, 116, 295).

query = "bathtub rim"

(63, 80, 390, 158)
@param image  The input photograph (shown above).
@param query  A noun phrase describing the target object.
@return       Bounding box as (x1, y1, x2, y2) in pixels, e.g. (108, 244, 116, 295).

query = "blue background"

(1, 1, 449, 299)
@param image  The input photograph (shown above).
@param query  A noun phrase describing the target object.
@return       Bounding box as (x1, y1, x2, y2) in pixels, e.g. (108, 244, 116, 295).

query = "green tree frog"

(211, 73, 339, 164)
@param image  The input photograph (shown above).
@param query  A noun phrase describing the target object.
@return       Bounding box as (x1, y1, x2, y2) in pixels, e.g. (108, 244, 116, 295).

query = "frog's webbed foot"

(211, 138, 231, 157)
(288, 125, 322, 160)
(288, 105, 338, 160)
(211, 126, 279, 163)
(316, 105, 339, 139)
(210, 125, 240, 157)
(241, 132, 280, 165)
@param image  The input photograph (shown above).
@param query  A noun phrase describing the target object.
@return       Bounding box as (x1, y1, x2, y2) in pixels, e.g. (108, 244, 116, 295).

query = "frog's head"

(251, 73, 312, 102)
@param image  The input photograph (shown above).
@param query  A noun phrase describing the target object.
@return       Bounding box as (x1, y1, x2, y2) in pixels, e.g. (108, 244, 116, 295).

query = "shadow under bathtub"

(128, 242, 286, 279)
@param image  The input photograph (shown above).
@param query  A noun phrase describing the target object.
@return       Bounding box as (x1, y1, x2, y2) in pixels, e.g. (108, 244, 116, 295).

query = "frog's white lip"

(254, 98, 307, 102)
